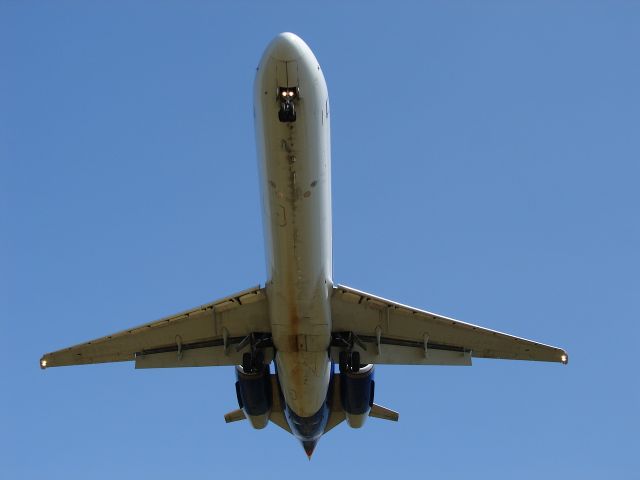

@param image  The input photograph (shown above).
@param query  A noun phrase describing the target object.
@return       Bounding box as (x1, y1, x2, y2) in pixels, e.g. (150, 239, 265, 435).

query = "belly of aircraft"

(254, 34, 333, 419)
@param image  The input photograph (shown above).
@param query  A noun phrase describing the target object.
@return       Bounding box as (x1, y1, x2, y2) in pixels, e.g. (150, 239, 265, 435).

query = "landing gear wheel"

(242, 352, 253, 373)
(242, 350, 266, 374)
(254, 349, 265, 367)
(278, 102, 296, 122)
(339, 351, 349, 373)
(350, 351, 361, 373)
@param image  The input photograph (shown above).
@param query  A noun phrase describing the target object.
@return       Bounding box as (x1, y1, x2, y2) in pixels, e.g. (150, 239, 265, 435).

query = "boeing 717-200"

(41, 32, 568, 458)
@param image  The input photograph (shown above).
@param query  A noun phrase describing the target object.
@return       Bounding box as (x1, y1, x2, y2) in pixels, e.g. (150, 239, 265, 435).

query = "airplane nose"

(266, 32, 306, 61)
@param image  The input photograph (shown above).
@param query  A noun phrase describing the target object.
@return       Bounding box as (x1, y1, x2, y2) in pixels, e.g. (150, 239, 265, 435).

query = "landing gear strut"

(242, 350, 265, 374)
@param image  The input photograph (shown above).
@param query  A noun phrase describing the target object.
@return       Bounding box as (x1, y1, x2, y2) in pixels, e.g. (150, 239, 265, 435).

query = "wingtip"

(39, 357, 48, 370)
(560, 351, 569, 365)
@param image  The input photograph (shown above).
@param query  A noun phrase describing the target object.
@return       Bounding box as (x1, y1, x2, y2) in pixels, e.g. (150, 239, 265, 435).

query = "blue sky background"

(2, 1, 639, 478)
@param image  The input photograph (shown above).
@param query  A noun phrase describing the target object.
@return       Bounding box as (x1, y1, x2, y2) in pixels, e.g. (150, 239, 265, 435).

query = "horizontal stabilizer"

(369, 403, 399, 422)
(224, 409, 246, 423)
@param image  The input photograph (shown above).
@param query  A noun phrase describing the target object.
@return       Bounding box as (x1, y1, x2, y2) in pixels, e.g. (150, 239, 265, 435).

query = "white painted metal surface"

(254, 33, 333, 417)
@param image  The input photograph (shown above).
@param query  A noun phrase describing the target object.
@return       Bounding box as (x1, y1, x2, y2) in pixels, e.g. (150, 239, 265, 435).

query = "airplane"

(40, 32, 568, 458)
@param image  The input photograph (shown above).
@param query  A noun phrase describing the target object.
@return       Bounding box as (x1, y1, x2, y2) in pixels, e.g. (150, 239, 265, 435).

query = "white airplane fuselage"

(38, 31, 568, 460)
(254, 33, 333, 437)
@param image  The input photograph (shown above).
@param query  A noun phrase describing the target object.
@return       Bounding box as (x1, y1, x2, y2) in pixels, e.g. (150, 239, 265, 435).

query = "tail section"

(224, 409, 246, 423)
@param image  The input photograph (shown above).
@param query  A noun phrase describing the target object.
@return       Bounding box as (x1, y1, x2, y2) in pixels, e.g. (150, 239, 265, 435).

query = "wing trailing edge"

(331, 284, 568, 365)
(40, 286, 270, 369)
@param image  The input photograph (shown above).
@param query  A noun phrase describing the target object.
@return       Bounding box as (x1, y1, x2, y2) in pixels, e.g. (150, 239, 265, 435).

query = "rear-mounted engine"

(340, 361, 375, 428)
(235, 360, 272, 429)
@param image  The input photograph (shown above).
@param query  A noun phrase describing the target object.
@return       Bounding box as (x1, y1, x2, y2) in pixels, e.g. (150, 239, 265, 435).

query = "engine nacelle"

(235, 364, 272, 429)
(340, 363, 375, 428)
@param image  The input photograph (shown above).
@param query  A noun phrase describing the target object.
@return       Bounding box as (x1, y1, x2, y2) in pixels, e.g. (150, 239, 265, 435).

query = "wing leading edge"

(40, 286, 271, 370)
(330, 284, 567, 366)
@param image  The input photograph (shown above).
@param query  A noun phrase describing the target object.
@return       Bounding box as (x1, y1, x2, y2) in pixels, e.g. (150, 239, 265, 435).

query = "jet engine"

(340, 362, 375, 428)
(235, 358, 272, 429)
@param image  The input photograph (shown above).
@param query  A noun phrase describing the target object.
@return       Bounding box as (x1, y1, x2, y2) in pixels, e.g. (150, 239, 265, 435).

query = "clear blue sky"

(2, 2, 639, 478)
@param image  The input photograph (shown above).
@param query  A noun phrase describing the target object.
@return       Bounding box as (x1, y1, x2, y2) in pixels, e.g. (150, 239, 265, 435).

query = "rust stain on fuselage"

(282, 119, 307, 396)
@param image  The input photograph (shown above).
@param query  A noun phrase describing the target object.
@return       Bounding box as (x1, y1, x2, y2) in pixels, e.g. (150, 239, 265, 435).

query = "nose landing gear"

(278, 87, 299, 123)
(279, 102, 296, 122)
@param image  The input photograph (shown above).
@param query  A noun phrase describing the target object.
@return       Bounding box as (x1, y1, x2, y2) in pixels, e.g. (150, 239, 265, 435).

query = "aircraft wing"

(40, 286, 271, 370)
(330, 284, 567, 366)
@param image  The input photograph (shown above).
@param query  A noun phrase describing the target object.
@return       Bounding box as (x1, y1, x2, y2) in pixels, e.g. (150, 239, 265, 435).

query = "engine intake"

(340, 363, 375, 428)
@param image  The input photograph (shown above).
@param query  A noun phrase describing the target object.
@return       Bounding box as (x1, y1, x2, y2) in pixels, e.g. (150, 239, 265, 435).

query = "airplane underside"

(40, 33, 567, 458)
(228, 338, 393, 457)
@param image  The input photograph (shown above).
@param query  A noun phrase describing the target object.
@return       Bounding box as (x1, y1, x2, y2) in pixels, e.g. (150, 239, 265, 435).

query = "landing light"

(281, 91, 288, 97)
(288, 91, 294, 97)
(40, 359, 47, 368)
(561, 354, 568, 364)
